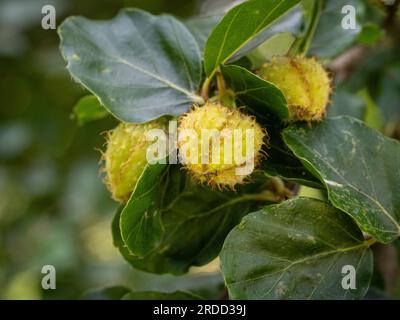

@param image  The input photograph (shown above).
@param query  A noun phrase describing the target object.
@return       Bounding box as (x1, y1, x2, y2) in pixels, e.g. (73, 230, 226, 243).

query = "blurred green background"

(0, 0, 235, 300)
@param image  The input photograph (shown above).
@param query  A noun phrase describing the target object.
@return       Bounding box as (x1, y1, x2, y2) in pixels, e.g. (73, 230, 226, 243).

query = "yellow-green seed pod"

(103, 119, 167, 203)
(178, 102, 267, 189)
(259, 56, 331, 122)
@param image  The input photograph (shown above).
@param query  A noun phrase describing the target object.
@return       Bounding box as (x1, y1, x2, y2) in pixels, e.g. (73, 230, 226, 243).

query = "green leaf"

(260, 125, 322, 188)
(231, 5, 303, 63)
(221, 65, 289, 121)
(221, 197, 373, 299)
(112, 205, 177, 274)
(283, 117, 400, 243)
(122, 291, 202, 300)
(184, 15, 222, 53)
(120, 161, 168, 258)
(292, 0, 322, 55)
(227, 56, 252, 70)
(309, 0, 365, 58)
(118, 164, 264, 275)
(80, 286, 130, 300)
(204, 0, 301, 77)
(59, 9, 203, 124)
(73, 95, 109, 125)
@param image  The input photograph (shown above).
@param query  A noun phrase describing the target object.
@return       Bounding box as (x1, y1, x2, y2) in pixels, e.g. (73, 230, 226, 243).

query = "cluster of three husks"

(103, 56, 331, 202)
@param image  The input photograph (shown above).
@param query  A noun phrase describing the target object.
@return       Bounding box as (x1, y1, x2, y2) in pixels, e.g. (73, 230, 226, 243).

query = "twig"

(329, 45, 370, 80)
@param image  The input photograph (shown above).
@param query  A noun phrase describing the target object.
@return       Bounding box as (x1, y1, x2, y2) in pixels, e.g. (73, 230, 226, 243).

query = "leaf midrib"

(208, 0, 289, 76)
(62, 16, 200, 102)
(227, 240, 369, 286)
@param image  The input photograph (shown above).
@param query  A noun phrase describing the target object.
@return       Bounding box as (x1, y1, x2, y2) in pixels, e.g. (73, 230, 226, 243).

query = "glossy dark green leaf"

(283, 117, 400, 243)
(120, 161, 168, 257)
(230, 5, 303, 63)
(309, 0, 365, 58)
(221, 65, 289, 121)
(227, 56, 253, 70)
(122, 291, 202, 300)
(259, 125, 322, 188)
(118, 164, 264, 275)
(73, 95, 109, 125)
(221, 197, 373, 299)
(204, 0, 301, 77)
(112, 205, 181, 274)
(59, 9, 203, 123)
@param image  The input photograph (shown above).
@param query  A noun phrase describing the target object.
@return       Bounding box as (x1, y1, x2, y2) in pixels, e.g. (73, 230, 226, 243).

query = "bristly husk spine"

(178, 102, 268, 190)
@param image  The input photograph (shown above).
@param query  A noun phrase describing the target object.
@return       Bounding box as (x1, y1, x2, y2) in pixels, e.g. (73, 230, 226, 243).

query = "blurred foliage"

(0, 0, 231, 300)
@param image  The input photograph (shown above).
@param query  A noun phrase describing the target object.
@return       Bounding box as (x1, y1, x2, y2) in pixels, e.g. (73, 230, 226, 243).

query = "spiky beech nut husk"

(103, 119, 167, 203)
(259, 56, 331, 122)
(178, 102, 267, 189)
